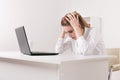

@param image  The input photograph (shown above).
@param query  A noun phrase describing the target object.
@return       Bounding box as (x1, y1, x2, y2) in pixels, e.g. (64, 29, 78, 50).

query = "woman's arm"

(55, 29, 71, 53)
(76, 27, 101, 55)
(60, 28, 65, 38)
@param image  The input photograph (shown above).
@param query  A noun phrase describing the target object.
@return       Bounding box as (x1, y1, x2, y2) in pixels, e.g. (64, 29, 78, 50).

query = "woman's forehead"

(63, 26, 74, 32)
(63, 26, 73, 29)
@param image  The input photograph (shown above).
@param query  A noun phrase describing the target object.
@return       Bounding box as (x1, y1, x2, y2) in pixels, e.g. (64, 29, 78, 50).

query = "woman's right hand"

(60, 28, 65, 38)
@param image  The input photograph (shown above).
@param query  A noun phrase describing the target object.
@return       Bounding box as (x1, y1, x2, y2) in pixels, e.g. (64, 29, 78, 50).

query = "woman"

(55, 11, 105, 55)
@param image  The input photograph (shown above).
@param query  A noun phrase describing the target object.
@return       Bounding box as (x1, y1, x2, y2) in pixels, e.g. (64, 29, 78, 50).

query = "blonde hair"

(61, 11, 90, 29)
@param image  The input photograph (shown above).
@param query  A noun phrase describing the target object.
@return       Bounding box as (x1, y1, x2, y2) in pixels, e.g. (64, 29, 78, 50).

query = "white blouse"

(55, 27, 105, 55)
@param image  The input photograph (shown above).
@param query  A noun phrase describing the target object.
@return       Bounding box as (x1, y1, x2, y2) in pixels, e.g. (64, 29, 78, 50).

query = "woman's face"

(63, 26, 76, 40)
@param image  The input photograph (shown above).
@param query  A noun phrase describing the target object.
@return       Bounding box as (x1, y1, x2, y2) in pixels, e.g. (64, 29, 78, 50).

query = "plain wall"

(0, 0, 120, 52)
(0, 0, 72, 51)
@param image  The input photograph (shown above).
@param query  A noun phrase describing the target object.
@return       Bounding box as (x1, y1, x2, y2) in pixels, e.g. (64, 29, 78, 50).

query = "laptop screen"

(15, 26, 31, 54)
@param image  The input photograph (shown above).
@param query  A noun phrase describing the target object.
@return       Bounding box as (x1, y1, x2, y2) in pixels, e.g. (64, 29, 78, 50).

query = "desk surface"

(0, 52, 108, 64)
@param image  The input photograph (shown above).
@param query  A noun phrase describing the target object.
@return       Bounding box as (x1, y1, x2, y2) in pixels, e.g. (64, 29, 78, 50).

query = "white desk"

(0, 52, 108, 80)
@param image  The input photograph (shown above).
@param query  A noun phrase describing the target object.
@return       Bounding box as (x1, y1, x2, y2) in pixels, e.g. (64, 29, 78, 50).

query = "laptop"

(15, 26, 58, 55)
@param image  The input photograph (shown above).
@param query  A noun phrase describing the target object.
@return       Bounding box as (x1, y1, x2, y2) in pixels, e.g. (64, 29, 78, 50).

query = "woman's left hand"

(65, 13, 81, 29)
(65, 13, 84, 38)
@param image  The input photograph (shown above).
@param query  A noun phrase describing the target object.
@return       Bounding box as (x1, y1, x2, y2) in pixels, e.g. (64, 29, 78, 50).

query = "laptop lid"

(15, 26, 31, 55)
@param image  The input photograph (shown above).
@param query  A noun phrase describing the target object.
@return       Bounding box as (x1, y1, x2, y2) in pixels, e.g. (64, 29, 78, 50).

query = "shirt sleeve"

(76, 27, 101, 55)
(55, 37, 71, 53)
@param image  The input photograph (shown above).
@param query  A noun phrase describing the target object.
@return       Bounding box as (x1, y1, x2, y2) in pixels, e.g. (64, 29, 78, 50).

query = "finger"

(71, 13, 75, 19)
(77, 15, 79, 21)
(69, 13, 74, 18)
(65, 16, 70, 22)
(67, 14, 73, 20)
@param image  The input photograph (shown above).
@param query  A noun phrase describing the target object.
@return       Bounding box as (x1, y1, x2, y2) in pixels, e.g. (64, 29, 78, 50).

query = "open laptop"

(15, 26, 58, 55)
